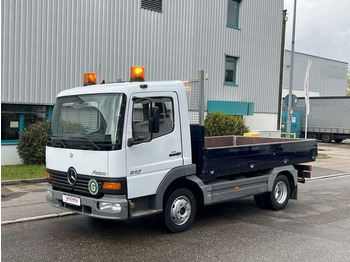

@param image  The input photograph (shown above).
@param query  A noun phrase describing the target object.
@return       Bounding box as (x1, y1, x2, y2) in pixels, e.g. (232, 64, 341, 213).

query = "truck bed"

(191, 126, 317, 182)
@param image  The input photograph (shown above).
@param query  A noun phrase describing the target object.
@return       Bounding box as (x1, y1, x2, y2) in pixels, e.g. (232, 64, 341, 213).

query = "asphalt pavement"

(1, 141, 349, 225)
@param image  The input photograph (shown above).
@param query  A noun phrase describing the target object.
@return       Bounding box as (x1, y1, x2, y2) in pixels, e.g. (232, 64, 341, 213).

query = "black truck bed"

(190, 126, 317, 182)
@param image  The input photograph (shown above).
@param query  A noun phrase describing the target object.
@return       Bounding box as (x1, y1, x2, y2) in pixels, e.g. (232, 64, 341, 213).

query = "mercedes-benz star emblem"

(67, 167, 78, 185)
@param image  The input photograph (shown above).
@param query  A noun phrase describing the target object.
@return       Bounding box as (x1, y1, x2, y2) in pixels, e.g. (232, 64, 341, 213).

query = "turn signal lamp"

(46, 172, 51, 180)
(102, 182, 122, 190)
(84, 72, 97, 86)
(130, 66, 145, 82)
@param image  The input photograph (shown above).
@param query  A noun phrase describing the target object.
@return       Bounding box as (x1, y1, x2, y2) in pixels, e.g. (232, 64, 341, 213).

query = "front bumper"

(46, 183, 129, 220)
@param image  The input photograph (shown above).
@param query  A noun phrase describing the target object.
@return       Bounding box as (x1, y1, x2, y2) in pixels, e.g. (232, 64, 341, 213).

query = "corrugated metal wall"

(283, 51, 348, 96)
(2, 0, 284, 113)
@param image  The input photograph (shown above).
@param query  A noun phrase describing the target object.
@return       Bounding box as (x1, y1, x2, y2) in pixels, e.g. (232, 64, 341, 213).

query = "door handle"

(169, 151, 181, 157)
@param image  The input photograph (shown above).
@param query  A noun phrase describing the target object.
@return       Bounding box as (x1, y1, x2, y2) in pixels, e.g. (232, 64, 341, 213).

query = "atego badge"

(88, 179, 99, 195)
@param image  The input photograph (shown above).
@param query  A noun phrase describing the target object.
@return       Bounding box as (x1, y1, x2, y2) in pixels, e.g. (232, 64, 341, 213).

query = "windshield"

(48, 94, 126, 150)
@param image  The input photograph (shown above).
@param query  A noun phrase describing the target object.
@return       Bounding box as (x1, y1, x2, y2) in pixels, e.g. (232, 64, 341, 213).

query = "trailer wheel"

(321, 133, 332, 143)
(307, 133, 318, 140)
(269, 175, 290, 210)
(163, 188, 196, 233)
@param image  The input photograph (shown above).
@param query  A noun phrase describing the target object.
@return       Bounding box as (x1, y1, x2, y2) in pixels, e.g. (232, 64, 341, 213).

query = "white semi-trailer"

(299, 97, 350, 143)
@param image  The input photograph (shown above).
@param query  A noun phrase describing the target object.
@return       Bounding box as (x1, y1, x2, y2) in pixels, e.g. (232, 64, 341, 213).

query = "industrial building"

(283, 50, 348, 97)
(1, 0, 348, 165)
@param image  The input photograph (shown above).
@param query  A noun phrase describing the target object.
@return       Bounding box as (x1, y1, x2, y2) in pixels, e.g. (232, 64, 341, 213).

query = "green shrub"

(204, 112, 249, 137)
(17, 121, 51, 165)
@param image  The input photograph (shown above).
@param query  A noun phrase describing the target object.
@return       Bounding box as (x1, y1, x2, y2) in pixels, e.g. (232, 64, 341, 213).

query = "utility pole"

(277, 10, 287, 130)
(286, 0, 297, 138)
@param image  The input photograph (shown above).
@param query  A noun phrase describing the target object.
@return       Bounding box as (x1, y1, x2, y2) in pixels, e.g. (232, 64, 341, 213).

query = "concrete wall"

(2, 145, 22, 166)
(244, 113, 278, 132)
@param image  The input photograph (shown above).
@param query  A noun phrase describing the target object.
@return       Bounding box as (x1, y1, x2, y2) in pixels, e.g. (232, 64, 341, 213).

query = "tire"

(255, 175, 291, 211)
(334, 139, 343, 143)
(254, 194, 270, 209)
(321, 133, 332, 143)
(307, 133, 318, 140)
(269, 175, 291, 210)
(163, 188, 196, 233)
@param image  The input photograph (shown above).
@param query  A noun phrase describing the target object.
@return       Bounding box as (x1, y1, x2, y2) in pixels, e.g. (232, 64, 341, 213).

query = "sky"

(284, 0, 350, 65)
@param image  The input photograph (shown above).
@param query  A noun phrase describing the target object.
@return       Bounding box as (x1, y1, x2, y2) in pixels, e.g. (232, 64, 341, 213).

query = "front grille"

(48, 169, 104, 199)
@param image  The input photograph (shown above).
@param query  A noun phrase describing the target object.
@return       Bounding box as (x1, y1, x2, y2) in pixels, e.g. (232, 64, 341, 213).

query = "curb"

(1, 178, 47, 186)
(1, 212, 76, 226)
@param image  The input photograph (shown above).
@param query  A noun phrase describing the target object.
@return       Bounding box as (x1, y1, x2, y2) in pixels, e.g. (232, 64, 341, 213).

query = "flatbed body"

(191, 126, 317, 182)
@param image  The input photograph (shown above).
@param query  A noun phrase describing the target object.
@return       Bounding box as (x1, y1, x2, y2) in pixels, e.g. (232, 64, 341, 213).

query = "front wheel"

(163, 188, 196, 233)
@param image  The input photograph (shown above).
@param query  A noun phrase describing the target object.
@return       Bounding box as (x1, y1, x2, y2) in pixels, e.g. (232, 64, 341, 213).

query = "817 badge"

(88, 179, 99, 195)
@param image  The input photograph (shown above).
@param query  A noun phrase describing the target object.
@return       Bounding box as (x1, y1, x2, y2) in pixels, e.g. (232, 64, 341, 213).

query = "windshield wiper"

(84, 137, 101, 150)
(51, 136, 68, 148)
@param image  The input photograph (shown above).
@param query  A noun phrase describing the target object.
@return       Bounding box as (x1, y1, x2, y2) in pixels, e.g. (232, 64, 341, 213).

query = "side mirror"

(149, 106, 160, 133)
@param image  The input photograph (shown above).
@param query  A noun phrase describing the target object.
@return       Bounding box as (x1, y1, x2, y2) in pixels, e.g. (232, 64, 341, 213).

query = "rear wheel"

(321, 133, 332, 143)
(163, 188, 196, 233)
(255, 175, 290, 211)
(270, 175, 290, 210)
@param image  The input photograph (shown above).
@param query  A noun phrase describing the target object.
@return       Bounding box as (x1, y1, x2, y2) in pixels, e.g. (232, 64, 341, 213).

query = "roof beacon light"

(84, 72, 97, 86)
(130, 66, 145, 82)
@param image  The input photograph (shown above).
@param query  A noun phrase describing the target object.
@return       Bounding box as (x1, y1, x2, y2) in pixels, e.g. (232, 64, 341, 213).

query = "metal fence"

(183, 70, 205, 126)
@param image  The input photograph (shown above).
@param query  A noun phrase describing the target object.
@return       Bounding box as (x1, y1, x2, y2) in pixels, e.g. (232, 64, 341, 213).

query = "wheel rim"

(170, 196, 191, 226)
(274, 181, 288, 204)
(322, 134, 331, 142)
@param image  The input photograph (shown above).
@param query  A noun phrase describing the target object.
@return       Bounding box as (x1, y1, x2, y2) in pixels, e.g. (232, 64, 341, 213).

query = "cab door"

(126, 92, 183, 199)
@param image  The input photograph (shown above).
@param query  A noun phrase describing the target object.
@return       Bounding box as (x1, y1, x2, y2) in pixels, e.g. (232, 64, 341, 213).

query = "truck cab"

(46, 74, 195, 220)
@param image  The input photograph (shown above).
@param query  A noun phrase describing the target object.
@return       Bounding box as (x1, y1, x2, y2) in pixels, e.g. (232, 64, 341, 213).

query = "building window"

(22, 105, 47, 130)
(225, 56, 238, 85)
(141, 0, 162, 13)
(1, 105, 20, 142)
(1, 104, 53, 144)
(227, 0, 240, 28)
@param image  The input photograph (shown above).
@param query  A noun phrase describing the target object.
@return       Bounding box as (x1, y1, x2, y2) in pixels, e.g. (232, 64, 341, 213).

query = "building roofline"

(285, 50, 348, 65)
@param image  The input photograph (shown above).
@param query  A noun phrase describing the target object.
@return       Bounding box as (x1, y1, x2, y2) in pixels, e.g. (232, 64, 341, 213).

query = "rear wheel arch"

(276, 171, 296, 199)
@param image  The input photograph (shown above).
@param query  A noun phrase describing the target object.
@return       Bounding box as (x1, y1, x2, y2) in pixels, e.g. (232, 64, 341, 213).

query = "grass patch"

(317, 153, 328, 158)
(1, 165, 46, 181)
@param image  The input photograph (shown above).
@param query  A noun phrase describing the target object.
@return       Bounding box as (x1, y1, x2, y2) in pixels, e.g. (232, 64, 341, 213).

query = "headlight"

(46, 190, 53, 199)
(98, 202, 122, 213)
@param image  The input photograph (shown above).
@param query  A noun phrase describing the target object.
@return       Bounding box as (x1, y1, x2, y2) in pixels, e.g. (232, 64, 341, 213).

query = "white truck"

(46, 68, 316, 232)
